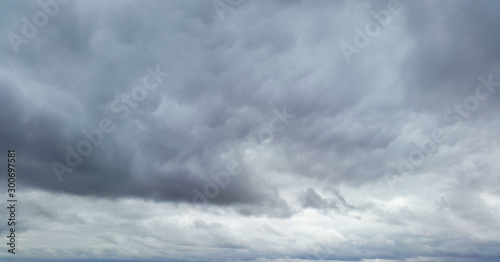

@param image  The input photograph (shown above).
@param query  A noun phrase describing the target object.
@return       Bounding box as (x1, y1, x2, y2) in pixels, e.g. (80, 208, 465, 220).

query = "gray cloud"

(1, 0, 500, 261)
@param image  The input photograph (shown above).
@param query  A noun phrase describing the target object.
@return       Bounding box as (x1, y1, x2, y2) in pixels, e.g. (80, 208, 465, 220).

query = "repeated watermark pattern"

(51, 65, 169, 182)
(6, 0, 70, 53)
(192, 107, 295, 205)
(384, 74, 499, 191)
(340, 0, 412, 63)
(314, 72, 498, 258)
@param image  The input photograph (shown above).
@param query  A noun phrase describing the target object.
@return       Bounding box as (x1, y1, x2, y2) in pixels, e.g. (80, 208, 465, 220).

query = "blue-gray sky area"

(1, 0, 500, 261)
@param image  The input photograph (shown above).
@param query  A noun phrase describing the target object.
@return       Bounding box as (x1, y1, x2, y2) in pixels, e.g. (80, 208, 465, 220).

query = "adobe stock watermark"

(384, 74, 499, 191)
(213, 0, 243, 21)
(51, 65, 169, 182)
(192, 107, 295, 205)
(340, 0, 411, 63)
(6, 0, 70, 53)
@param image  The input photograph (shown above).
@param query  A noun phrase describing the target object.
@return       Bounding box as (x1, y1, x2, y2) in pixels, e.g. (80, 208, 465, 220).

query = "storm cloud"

(1, 0, 500, 261)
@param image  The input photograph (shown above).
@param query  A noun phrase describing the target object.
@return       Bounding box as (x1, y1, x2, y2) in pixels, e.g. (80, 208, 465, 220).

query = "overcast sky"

(1, 0, 500, 261)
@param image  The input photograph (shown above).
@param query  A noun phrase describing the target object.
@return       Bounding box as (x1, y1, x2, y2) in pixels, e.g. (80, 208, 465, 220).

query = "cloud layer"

(1, 0, 500, 261)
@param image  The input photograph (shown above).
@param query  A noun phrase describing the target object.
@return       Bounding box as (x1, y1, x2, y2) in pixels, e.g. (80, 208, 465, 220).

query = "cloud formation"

(1, 0, 500, 261)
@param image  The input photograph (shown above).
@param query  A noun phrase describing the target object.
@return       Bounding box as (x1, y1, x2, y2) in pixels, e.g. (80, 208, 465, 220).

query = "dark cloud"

(1, 0, 500, 261)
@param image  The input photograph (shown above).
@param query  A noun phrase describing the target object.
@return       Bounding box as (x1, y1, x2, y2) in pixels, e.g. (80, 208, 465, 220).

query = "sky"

(1, 0, 500, 261)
